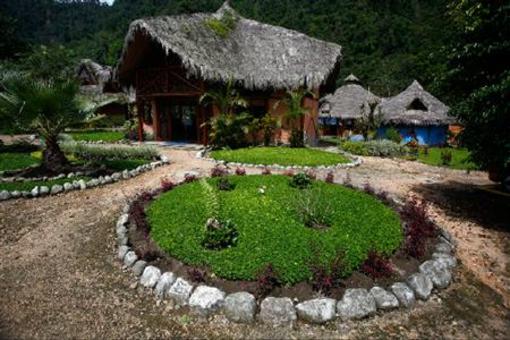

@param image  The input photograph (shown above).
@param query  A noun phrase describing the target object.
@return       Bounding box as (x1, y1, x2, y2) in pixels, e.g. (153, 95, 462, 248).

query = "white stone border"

(115, 174, 457, 325)
(0, 155, 170, 202)
(197, 147, 363, 171)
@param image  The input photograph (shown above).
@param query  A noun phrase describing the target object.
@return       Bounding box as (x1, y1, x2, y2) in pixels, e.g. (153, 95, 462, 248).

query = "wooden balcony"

(136, 67, 204, 98)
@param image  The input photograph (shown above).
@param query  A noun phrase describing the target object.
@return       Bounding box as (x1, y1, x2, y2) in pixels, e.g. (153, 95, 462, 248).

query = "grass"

(417, 147, 478, 170)
(0, 176, 91, 191)
(0, 152, 40, 172)
(68, 130, 125, 142)
(148, 175, 402, 285)
(210, 147, 350, 167)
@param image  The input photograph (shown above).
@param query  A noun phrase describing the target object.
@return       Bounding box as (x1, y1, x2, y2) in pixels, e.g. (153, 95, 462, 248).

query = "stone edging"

(0, 156, 170, 202)
(196, 147, 363, 170)
(115, 174, 457, 325)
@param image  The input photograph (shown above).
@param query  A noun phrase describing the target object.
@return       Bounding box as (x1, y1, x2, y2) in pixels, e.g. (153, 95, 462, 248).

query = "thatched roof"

(377, 81, 453, 126)
(319, 75, 380, 120)
(117, 1, 342, 91)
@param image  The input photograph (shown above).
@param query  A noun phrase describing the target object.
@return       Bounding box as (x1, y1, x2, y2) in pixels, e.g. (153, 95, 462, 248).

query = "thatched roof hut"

(116, 1, 342, 91)
(377, 80, 453, 126)
(76, 59, 113, 95)
(319, 74, 380, 120)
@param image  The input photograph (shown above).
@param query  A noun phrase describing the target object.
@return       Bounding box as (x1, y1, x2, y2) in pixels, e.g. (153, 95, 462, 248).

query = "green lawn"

(417, 147, 478, 170)
(0, 176, 91, 191)
(148, 175, 402, 284)
(0, 152, 40, 172)
(210, 147, 350, 167)
(68, 130, 125, 142)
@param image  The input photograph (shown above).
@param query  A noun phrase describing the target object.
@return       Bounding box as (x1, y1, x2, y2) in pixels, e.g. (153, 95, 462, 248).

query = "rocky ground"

(1, 148, 509, 339)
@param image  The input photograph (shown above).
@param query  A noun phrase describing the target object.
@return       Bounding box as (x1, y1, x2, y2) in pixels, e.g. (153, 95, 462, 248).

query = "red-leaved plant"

(211, 165, 229, 177)
(255, 264, 280, 298)
(160, 178, 175, 192)
(184, 173, 197, 183)
(400, 196, 437, 258)
(187, 268, 207, 283)
(360, 251, 394, 279)
(261, 167, 272, 175)
(325, 171, 335, 183)
(283, 170, 295, 177)
(305, 170, 317, 180)
(235, 167, 246, 176)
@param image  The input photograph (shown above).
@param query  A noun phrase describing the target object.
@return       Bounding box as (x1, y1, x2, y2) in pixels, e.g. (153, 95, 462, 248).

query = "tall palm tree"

(0, 74, 83, 172)
(199, 79, 248, 115)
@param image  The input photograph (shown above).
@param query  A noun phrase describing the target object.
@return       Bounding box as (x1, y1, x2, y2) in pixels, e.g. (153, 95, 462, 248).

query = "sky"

(100, 0, 115, 5)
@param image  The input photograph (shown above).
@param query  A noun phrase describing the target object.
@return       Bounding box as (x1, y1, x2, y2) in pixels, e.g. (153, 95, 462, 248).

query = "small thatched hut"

(319, 74, 380, 136)
(116, 1, 342, 144)
(76, 59, 130, 124)
(376, 81, 453, 145)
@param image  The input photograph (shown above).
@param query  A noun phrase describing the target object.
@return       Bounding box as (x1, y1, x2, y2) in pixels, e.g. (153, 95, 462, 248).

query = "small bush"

(289, 173, 312, 189)
(360, 251, 394, 279)
(289, 129, 304, 148)
(184, 173, 197, 183)
(400, 197, 437, 258)
(325, 171, 335, 183)
(296, 189, 333, 229)
(255, 264, 280, 297)
(60, 142, 159, 161)
(160, 178, 175, 192)
(217, 177, 236, 191)
(261, 167, 272, 175)
(187, 268, 207, 283)
(235, 167, 246, 176)
(341, 140, 407, 157)
(211, 164, 229, 177)
(308, 243, 346, 294)
(202, 218, 239, 250)
(440, 149, 453, 165)
(385, 127, 402, 143)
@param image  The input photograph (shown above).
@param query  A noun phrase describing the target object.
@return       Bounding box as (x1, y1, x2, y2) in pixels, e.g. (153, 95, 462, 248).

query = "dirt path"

(1, 149, 509, 339)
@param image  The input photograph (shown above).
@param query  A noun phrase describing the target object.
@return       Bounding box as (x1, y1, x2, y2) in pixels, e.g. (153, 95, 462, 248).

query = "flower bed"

(115, 171, 457, 325)
(201, 146, 361, 170)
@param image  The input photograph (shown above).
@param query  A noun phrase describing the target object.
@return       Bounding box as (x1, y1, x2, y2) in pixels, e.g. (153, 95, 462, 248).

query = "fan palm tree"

(199, 79, 248, 116)
(278, 89, 316, 147)
(0, 73, 83, 172)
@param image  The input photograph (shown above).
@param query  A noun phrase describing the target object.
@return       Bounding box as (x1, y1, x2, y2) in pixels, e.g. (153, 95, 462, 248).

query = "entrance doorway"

(159, 98, 199, 143)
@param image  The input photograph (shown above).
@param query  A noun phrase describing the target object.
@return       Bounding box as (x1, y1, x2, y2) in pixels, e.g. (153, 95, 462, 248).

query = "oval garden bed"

(0, 142, 168, 201)
(204, 147, 357, 169)
(117, 172, 457, 325)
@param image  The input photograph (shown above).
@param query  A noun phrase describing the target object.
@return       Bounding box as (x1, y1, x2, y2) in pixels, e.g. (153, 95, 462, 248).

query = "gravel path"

(1, 149, 509, 339)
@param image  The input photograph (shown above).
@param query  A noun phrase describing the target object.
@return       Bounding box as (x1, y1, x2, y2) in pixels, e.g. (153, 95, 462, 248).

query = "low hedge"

(341, 140, 408, 157)
(59, 142, 159, 161)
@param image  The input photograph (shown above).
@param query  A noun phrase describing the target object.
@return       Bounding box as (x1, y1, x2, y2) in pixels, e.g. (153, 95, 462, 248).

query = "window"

(407, 98, 428, 111)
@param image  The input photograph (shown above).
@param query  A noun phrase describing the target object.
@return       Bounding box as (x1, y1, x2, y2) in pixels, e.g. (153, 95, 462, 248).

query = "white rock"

(259, 297, 297, 325)
(419, 260, 452, 289)
(432, 253, 457, 268)
(50, 185, 63, 195)
(78, 179, 87, 190)
(168, 278, 194, 305)
(295, 298, 336, 324)
(189, 285, 226, 316)
(11, 191, 21, 198)
(370, 286, 399, 310)
(0, 190, 11, 201)
(31, 186, 39, 197)
(336, 288, 376, 320)
(123, 251, 138, 267)
(390, 282, 415, 308)
(63, 182, 73, 191)
(407, 273, 433, 300)
(132, 260, 148, 277)
(154, 272, 176, 299)
(118, 245, 129, 261)
(140, 266, 161, 288)
(223, 292, 256, 323)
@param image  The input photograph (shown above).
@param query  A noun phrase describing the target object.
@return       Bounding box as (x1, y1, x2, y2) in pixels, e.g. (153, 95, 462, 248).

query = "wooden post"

(136, 101, 144, 142)
(152, 99, 161, 141)
(303, 88, 320, 146)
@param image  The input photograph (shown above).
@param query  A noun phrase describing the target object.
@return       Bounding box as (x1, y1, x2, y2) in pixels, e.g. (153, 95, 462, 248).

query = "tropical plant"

(296, 188, 334, 229)
(199, 79, 247, 116)
(0, 73, 83, 172)
(278, 89, 316, 148)
(356, 101, 383, 140)
(260, 113, 280, 146)
(385, 127, 402, 143)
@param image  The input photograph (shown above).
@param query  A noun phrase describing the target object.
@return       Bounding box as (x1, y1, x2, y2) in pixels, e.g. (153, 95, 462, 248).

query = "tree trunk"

(42, 136, 69, 173)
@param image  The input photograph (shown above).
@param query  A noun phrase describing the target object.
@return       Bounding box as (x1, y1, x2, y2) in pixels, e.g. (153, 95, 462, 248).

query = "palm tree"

(279, 89, 316, 148)
(0, 74, 83, 172)
(199, 79, 247, 115)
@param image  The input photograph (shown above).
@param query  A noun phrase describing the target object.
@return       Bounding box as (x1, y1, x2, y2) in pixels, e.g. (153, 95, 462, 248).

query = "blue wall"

(378, 125, 448, 146)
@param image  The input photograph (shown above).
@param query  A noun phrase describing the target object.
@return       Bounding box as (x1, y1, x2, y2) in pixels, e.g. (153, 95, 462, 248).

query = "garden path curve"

(0, 148, 508, 339)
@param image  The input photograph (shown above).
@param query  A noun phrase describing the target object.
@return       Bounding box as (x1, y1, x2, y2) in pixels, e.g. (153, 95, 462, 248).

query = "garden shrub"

(289, 129, 304, 148)
(290, 173, 312, 189)
(385, 127, 402, 143)
(202, 218, 239, 250)
(441, 149, 453, 165)
(341, 140, 408, 157)
(217, 177, 236, 191)
(255, 264, 281, 298)
(60, 142, 159, 161)
(360, 251, 394, 279)
(400, 197, 437, 258)
(296, 188, 334, 229)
